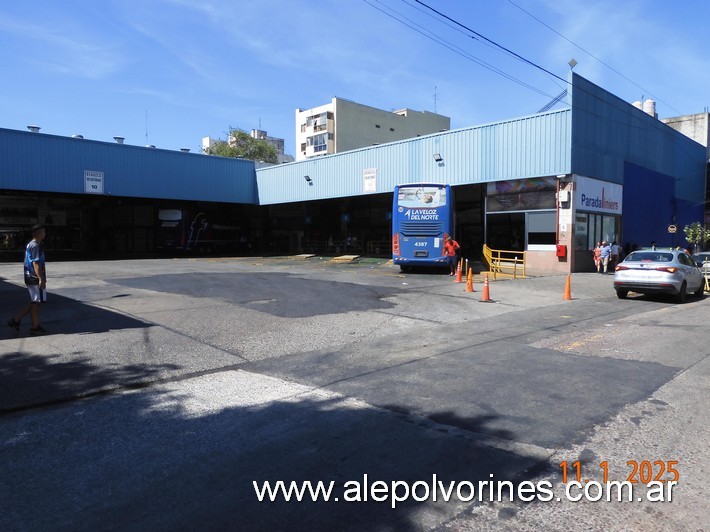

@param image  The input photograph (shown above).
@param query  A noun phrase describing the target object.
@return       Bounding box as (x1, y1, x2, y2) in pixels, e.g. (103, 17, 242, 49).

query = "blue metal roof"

(0, 128, 257, 204)
(1, 74, 705, 209)
(256, 109, 572, 205)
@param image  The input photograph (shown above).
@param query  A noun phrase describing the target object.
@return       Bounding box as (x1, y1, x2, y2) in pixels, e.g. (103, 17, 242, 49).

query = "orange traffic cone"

(466, 268, 474, 292)
(480, 274, 491, 302)
(563, 274, 572, 300)
(454, 261, 463, 283)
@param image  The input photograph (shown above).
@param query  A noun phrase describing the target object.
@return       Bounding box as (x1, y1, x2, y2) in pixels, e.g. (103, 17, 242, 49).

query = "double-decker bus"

(391, 183, 454, 271)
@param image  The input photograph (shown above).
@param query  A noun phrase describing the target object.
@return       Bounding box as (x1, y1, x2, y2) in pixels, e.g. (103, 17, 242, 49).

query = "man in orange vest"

(444, 236, 461, 276)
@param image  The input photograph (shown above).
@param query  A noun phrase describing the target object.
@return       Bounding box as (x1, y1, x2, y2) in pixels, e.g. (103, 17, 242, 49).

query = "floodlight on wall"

(113, 136, 125, 144)
(433, 153, 443, 162)
(304, 175, 313, 186)
(180, 147, 190, 152)
(27, 125, 41, 133)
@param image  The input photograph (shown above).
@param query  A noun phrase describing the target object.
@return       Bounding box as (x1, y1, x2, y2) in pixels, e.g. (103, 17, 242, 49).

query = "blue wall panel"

(256, 110, 571, 205)
(623, 163, 675, 249)
(0, 128, 257, 204)
(570, 74, 706, 203)
(623, 162, 704, 248)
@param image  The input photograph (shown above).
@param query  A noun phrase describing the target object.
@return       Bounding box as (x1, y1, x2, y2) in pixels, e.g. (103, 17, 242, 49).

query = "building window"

(390, 127, 395, 132)
(375, 124, 381, 128)
(307, 113, 328, 131)
(307, 133, 328, 152)
(527, 211, 556, 245)
(575, 213, 588, 251)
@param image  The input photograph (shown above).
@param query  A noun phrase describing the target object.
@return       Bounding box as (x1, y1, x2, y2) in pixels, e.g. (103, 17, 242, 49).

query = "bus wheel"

(400, 265, 412, 273)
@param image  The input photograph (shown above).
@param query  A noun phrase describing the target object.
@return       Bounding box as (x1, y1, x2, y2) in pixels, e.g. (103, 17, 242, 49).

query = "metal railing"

(483, 244, 526, 279)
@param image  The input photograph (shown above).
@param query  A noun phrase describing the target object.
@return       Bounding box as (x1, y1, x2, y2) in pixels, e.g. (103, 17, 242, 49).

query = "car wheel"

(694, 282, 705, 297)
(616, 289, 628, 299)
(676, 282, 687, 303)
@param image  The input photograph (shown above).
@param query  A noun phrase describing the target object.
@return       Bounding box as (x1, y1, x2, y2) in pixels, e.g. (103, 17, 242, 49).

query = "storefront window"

(575, 213, 588, 250)
(527, 211, 556, 246)
(577, 213, 621, 250)
(602, 215, 618, 244)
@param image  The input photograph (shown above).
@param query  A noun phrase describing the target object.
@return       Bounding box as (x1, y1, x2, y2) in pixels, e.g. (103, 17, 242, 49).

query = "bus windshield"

(397, 186, 447, 208)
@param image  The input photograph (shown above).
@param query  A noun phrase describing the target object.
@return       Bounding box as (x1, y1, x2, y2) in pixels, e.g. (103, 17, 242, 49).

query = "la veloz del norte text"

(253, 474, 677, 508)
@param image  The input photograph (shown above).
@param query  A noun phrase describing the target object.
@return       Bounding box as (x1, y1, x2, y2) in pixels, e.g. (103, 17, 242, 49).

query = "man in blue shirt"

(7, 224, 48, 335)
(600, 240, 612, 274)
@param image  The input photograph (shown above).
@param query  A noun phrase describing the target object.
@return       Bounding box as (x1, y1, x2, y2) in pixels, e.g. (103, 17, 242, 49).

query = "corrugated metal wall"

(0, 128, 257, 204)
(3, 72, 704, 210)
(256, 110, 571, 205)
(570, 73, 706, 202)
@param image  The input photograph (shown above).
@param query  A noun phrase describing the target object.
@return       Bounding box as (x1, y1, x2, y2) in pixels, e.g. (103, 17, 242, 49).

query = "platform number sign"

(84, 170, 104, 194)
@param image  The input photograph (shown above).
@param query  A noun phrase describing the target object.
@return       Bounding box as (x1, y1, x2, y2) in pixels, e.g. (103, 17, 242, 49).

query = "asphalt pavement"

(1, 257, 708, 531)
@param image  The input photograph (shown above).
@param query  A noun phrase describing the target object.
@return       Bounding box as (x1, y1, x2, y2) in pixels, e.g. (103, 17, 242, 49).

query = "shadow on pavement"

(0, 376, 548, 531)
(1, 278, 168, 412)
(1, 278, 151, 336)
(0, 351, 180, 413)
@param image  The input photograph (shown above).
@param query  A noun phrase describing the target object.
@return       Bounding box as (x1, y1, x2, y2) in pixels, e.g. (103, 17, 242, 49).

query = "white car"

(613, 249, 704, 302)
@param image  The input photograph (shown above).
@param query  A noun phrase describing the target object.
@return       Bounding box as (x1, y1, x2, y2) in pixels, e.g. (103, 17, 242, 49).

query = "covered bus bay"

(0, 191, 262, 260)
(265, 184, 486, 260)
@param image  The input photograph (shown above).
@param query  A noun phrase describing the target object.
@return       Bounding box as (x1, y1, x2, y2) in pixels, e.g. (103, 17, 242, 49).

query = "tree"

(683, 221, 710, 252)
(205, 127, 278, 163)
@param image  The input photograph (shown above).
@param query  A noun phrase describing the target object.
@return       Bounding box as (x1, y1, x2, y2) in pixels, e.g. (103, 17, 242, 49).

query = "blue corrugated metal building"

(0, 73, 706, 273)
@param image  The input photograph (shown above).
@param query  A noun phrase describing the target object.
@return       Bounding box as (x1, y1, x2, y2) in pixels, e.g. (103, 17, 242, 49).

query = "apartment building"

(295, 97, 450, 160)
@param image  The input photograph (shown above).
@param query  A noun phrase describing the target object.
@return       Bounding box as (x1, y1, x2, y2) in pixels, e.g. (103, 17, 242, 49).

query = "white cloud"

(0, 15, 126, 79)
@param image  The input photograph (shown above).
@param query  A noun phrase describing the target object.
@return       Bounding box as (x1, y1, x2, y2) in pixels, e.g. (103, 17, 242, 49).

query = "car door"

(680, 253, 703, 291)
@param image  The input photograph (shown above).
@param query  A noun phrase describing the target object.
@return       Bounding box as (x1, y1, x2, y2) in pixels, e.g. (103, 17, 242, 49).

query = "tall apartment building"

(661, 112, 710, 159)
(295, 97, 450, 161)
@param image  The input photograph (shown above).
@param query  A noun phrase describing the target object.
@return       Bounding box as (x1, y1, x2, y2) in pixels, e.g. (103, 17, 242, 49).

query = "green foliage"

(683, 221, 710, 250)
(205, 127, 278, 163)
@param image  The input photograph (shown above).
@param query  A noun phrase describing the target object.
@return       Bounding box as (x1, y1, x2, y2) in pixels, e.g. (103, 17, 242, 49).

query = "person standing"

(443, 236, 460, 276)
(610, 241, 621, 268)
(7, 224, 48, 335)
(600, 240, 612, 274)
(593, 241, 602, 273)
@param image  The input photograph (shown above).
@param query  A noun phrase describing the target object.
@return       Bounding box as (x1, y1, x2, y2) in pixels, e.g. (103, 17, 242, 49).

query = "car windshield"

(624, 252, 674, 263)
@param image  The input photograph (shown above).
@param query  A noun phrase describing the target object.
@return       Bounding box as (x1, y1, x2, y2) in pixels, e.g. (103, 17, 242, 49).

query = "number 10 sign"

(84, 170, 104, 194)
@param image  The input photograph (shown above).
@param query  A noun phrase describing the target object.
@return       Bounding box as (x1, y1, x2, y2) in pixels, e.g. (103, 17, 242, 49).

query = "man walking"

(7, 224, 48, 335)
(599, 240, 612, 274)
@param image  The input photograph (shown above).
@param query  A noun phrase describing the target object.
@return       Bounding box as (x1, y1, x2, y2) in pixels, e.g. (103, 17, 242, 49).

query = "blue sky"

(2, 1, 708, 156)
